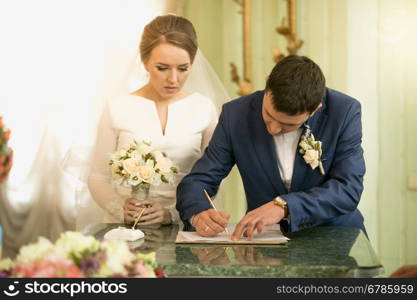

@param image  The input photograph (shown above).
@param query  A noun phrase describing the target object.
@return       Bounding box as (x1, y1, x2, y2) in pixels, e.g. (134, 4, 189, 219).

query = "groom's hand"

(231, 201, 284, 241)
(193, 209, 230, 237)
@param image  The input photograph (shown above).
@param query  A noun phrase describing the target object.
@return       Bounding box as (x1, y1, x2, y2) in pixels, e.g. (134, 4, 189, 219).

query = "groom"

(176, 55, 366, 241)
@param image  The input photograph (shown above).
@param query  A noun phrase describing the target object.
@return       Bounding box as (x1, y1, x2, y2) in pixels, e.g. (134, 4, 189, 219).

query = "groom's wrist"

(273, 196, 288, 218)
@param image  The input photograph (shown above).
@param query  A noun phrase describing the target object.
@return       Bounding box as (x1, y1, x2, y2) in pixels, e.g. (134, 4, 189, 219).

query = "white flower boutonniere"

(299, 125, 325, 175)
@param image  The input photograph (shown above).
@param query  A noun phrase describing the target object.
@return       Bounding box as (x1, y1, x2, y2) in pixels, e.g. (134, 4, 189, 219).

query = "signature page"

(175, 224, 289, 244)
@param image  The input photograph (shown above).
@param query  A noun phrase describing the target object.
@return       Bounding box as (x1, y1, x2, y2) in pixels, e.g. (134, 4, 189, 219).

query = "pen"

(203, 189, 230, 235)
(131, 207, 145, 229)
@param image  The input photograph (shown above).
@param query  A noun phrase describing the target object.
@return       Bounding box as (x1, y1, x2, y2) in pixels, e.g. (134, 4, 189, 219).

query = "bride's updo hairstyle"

(140, 14, 198, 64)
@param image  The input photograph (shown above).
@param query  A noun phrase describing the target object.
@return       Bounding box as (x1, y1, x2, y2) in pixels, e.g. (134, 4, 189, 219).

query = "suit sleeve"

(176, 105, 235, 229)
(281, 100, 365, 232)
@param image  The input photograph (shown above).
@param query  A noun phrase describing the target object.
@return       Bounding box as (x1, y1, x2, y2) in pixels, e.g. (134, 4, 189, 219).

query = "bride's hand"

(123, 198, 146, 224)
(137, 200, 171, 226)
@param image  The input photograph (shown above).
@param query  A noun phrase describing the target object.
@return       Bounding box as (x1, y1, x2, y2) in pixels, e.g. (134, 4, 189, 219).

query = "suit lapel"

(249, 93, 287, 196)
(290, 101, 328, 192)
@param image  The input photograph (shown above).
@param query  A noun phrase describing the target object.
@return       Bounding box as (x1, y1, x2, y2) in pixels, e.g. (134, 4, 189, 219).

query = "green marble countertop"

(82, 224, 384, 278)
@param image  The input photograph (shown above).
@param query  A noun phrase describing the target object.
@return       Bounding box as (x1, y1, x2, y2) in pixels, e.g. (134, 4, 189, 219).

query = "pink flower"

(13, 254, 84, 278)
(131, 259, 156, 278)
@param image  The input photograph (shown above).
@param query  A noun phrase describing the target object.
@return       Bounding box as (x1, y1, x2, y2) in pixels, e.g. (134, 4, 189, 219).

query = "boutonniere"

(299, 125, 325, 175)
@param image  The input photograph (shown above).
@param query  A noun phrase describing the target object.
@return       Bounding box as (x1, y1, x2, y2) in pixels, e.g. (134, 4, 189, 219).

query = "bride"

(83, 15, 228, 228)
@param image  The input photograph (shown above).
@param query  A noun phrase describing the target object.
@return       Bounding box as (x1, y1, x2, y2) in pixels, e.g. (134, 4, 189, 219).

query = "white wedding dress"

(87, 92, 218, 224)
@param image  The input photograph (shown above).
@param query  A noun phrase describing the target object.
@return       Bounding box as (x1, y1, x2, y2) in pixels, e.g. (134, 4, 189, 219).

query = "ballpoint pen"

(203, 189, 230, 235)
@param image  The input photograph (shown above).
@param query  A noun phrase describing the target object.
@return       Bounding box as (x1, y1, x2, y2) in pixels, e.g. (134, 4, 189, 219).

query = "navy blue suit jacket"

(176, 89, 366, 233)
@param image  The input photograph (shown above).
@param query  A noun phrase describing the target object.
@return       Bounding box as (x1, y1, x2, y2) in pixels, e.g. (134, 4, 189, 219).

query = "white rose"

(130, 150, 142, 160)
(96, 240, 135, 277)
(137, 164, 155, 182)
(309, 159, 319, 170)
(16, 237, 54, 264)
(122, 159, 140, 175)
(137, 143, 153, 155)
(117, 149, 127, 159)
(55, 232, 100, 260)
(152, 151, 164, 161)
(128, 173, 141, 186)
(303, 149, 319, 169)
(156, 157, 173, 174)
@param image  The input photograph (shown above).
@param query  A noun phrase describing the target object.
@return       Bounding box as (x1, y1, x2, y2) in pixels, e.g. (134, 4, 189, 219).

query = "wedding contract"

(176, 224, 289, 245)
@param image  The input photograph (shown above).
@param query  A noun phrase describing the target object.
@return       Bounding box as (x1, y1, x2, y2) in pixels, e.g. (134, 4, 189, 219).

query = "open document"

(176, 224, 289, 245)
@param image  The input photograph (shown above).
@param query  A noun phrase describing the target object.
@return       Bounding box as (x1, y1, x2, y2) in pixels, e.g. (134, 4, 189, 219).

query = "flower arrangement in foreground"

(109, 140, 178, 196)
(0, 116, 11, 169)
(0, 231, 165, 278)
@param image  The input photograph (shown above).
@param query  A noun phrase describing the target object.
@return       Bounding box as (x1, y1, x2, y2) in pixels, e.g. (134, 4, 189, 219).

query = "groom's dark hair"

(265, 55, 325, 115)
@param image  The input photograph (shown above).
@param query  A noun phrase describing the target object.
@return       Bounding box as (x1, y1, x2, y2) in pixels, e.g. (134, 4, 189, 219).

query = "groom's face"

(262, 92, 311, 136)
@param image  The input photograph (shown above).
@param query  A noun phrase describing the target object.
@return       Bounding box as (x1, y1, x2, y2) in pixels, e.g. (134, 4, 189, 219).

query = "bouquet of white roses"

(109, 140, 178, 195)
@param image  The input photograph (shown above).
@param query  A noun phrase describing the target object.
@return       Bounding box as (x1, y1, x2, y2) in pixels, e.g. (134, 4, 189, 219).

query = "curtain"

(0, 0, 169, 257)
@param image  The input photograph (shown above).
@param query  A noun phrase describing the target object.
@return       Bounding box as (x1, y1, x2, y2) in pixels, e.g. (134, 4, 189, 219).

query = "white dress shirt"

(273, 128, 303, 191)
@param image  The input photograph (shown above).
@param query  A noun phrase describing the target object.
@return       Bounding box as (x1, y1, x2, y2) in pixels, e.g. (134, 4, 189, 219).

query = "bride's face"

(144, 43, 191, 101)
